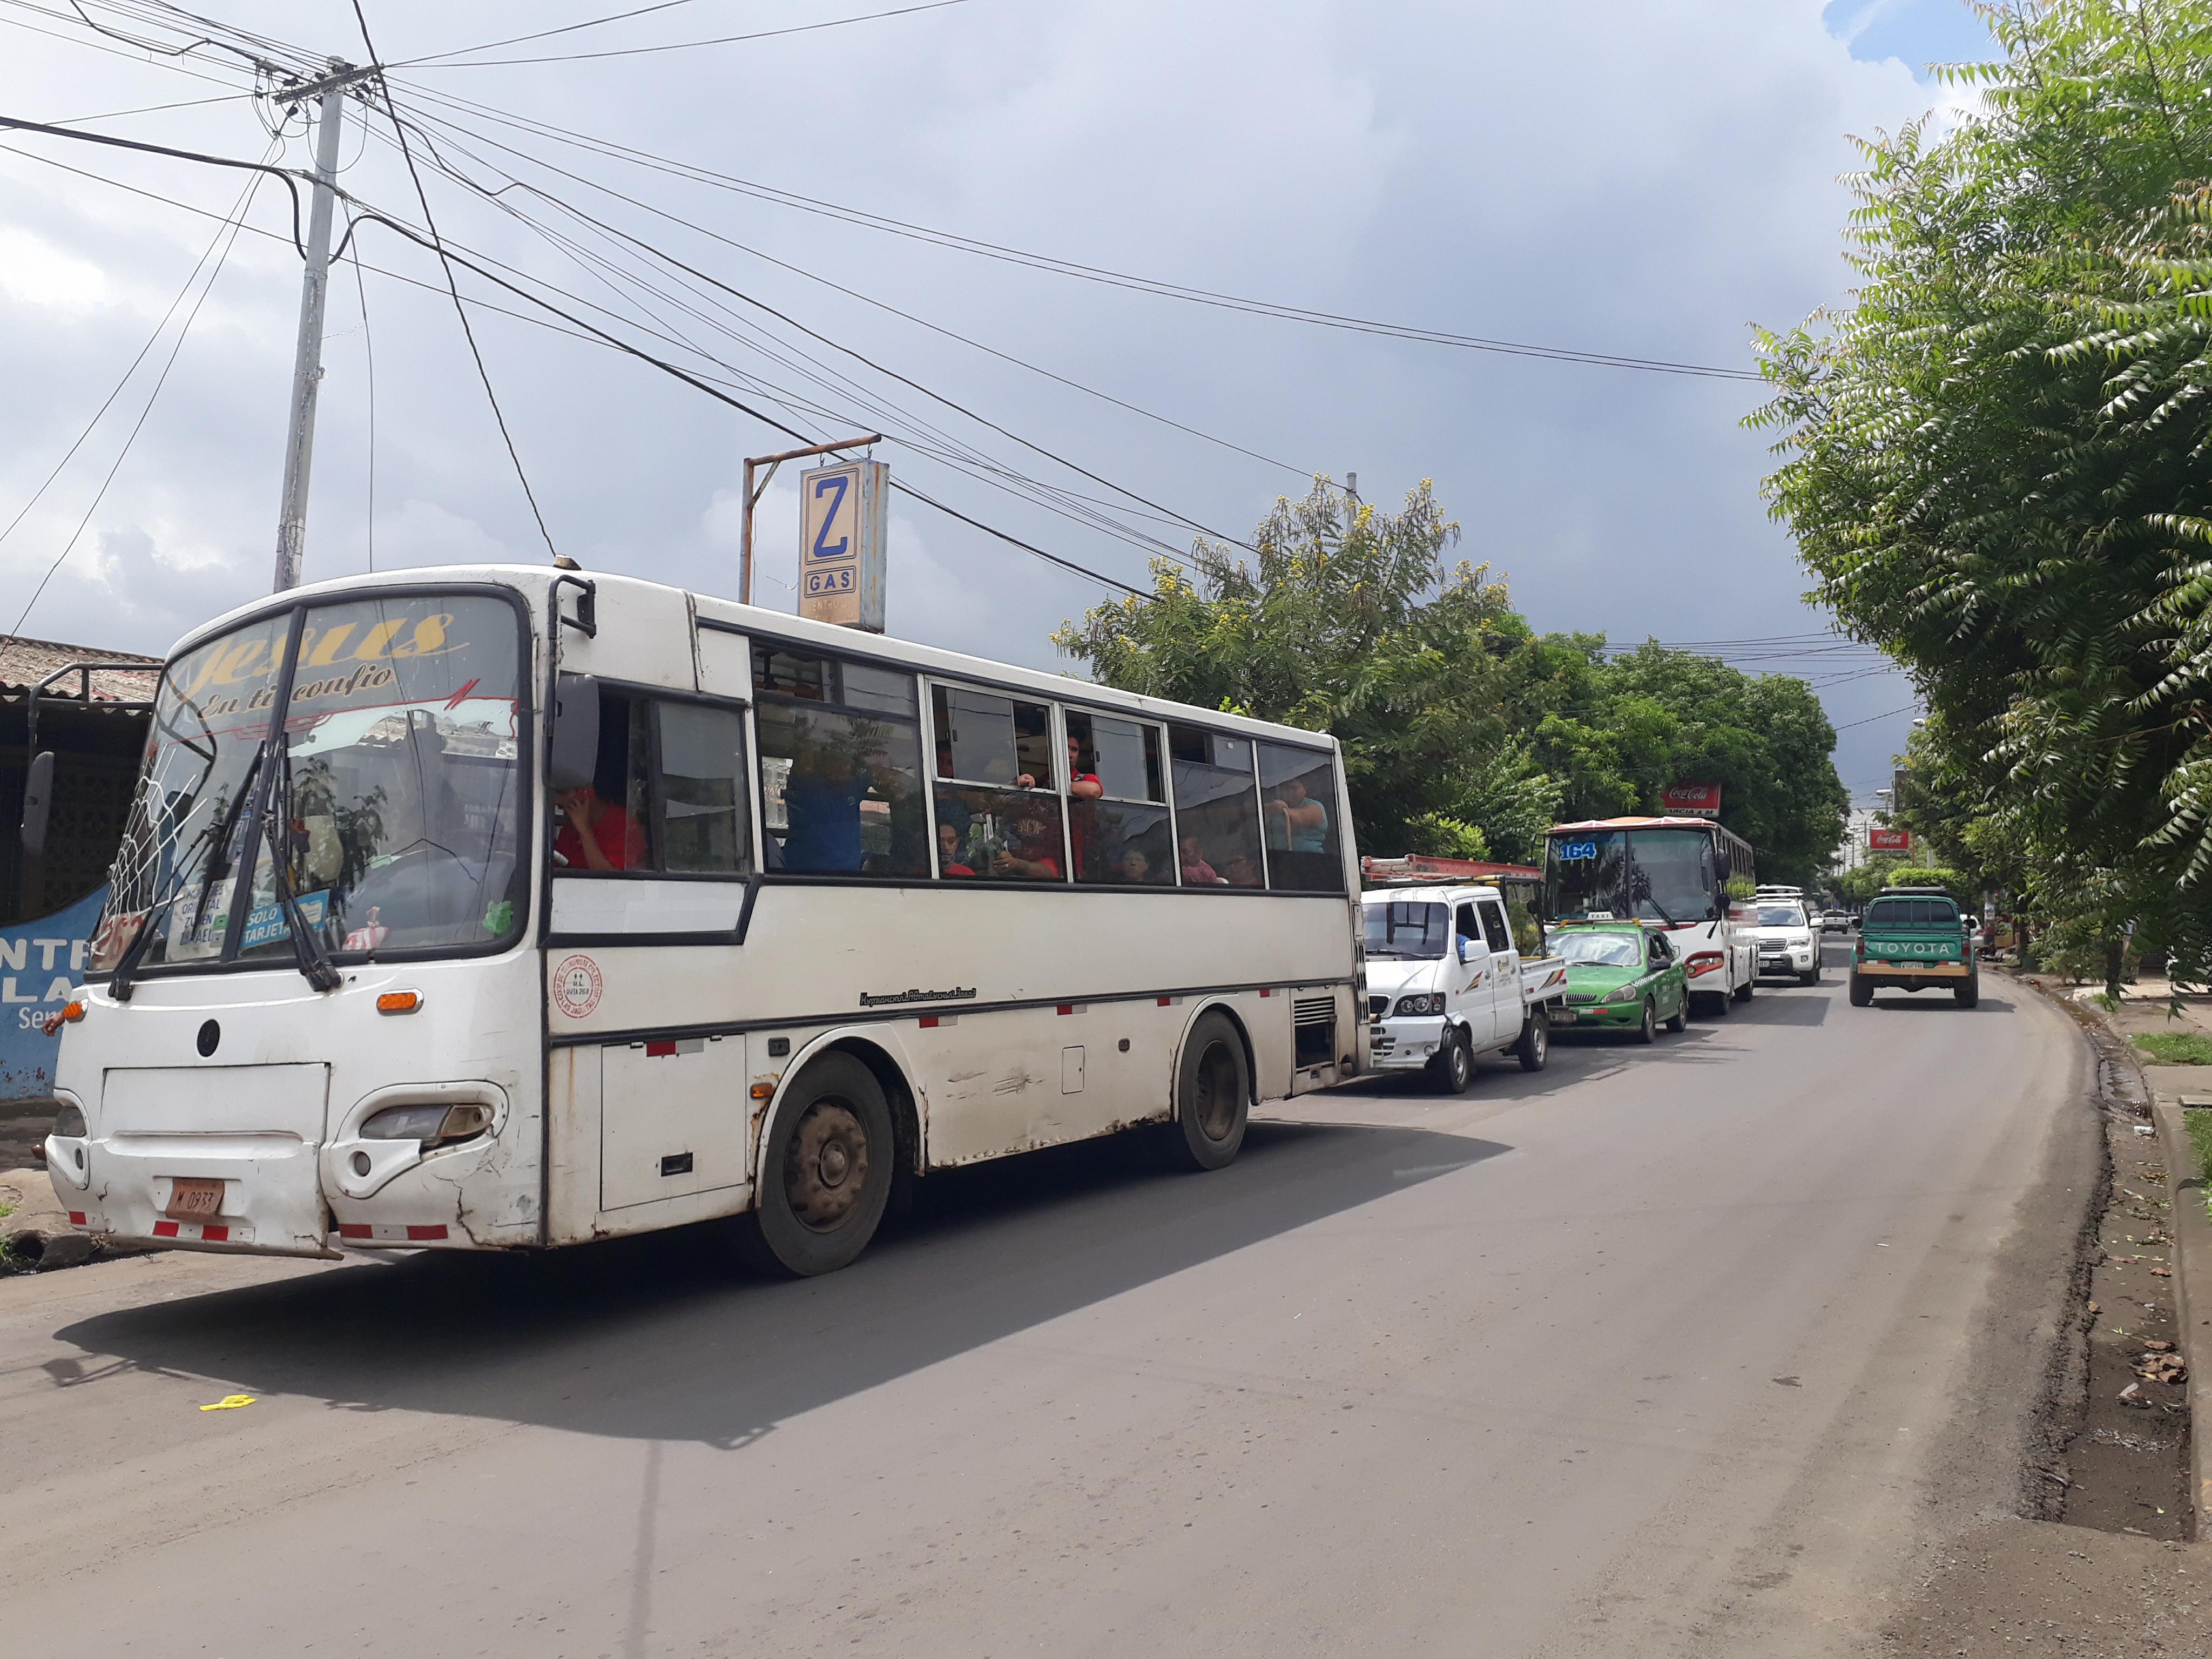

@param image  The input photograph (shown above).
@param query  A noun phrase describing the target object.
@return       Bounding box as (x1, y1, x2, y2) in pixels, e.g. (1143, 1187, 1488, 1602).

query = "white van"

(1361, 885, 1570, 1092)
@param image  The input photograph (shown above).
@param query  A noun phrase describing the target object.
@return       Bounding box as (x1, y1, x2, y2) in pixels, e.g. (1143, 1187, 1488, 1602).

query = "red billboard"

(1662, 781, 1721, 818)
(1869, 826, 1911, 852)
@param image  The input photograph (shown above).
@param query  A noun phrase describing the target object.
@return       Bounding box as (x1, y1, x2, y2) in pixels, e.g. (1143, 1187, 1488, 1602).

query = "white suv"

(1751, 898, 1821, 986)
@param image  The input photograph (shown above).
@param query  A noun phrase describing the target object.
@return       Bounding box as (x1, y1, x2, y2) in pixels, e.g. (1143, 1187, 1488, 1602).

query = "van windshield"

(1364, 901, 1448, 959)
(95, 591, 526, 973)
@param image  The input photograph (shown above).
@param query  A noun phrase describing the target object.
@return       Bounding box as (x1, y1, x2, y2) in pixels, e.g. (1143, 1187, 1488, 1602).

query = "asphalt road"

(0, 939, 2099, 1658)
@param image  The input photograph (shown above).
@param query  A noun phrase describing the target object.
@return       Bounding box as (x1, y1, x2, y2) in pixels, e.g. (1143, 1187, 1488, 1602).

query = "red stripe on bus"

(406, 1225, 448, 1242)
(1056, 1004, 1073, 1016)
(201, 1225, 228, 1242)
(918, 1016, 939, 1028)
(646, 1040, 677, 1057)
(68, 1211, 85, 1226)
(1157, 996, 1171, 1006)
(338, 1224, 373, 1239)
(153, 1221, 179, 1237)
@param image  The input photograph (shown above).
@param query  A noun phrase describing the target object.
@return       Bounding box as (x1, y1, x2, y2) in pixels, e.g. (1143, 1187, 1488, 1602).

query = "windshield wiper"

(267, 748, 340, 992)
(111, 745, 265, 1002)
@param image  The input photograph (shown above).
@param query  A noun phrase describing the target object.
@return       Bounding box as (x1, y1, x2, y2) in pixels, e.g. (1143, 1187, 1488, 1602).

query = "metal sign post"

(739, 433, 882, 607)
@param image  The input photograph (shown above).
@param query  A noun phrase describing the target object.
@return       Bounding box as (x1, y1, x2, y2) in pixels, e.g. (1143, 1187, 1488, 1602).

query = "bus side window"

(554, 689, 656, 873)
(655, 701, 748, 875)
(1258, 742, 1344, 893)
(1169, 725, 1263, 888)
(1066, 709, 1172, 885)
(752, 646, 928, 878)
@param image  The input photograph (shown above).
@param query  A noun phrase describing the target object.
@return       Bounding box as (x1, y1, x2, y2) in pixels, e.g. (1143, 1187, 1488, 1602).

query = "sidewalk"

(2046, 974, 2212, 1528)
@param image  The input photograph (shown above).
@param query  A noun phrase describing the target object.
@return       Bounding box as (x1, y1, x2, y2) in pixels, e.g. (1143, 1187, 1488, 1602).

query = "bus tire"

(732, 1053, 895, 1277)
(1166, 1010, 1250, 1171)
(1735, 975, 1754, 1003)
(1515, 1008, 1549, 1073)
(1431, 1024, 1475, 1095)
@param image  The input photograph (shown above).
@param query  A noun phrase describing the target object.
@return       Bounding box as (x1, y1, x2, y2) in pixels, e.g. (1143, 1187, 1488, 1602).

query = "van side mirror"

(21, 750, 53, 858)
(549, 674, 600, 793)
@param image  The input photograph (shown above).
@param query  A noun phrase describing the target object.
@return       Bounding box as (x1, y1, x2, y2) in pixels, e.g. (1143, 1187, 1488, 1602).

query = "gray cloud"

(0, 0, 1973, 802)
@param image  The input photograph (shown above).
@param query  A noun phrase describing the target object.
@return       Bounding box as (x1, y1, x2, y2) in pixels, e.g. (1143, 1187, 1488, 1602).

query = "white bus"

(39, 567, 1366, 1276)
(1541, 815, 1758, 1011)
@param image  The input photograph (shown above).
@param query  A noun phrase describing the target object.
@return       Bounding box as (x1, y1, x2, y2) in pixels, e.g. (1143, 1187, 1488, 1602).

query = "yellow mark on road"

(199, 1394, 256, 1412)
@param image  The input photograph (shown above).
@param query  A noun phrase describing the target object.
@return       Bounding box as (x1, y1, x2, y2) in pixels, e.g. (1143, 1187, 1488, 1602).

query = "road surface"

(0, 942, 2098, 1657)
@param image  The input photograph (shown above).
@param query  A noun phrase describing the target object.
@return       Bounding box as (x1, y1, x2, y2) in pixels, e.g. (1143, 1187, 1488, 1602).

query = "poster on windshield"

(0, 885, 106, 1100)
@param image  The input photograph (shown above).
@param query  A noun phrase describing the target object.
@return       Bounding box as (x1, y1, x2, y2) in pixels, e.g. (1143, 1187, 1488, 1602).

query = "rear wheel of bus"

(733, 1052, 896, 1278)
(1166, 1010, 1250, 1170)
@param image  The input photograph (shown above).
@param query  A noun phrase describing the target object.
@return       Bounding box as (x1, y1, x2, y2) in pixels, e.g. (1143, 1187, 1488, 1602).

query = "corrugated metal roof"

(0, 636, 160, 703)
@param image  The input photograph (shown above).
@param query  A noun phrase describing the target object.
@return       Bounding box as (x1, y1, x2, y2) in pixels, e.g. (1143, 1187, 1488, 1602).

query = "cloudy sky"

(0, 0, 1998, 806)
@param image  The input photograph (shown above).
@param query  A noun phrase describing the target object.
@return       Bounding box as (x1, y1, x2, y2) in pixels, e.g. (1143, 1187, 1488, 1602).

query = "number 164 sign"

(799, 458, 888, 632)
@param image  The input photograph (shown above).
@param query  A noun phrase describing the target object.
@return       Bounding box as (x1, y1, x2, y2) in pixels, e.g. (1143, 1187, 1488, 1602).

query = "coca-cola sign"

(1869, 826, 1911, 852)
(1662, 782, 1721, 818)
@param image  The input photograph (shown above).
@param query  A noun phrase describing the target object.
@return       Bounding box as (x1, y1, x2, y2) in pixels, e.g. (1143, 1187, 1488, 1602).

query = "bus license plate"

(165, 1178, 224, 1220)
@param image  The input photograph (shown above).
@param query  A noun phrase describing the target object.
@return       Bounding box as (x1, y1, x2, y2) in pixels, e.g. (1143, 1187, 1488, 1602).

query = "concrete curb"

(2151, 1099, 2212, 1528)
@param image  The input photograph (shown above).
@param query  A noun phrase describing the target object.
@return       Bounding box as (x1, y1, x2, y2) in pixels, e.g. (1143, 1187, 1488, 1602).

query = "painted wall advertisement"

(0, 886, 105, 1100)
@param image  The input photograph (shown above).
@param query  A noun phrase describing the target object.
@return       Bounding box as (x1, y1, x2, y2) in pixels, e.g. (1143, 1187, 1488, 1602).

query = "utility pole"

(271, 58, 369, 592)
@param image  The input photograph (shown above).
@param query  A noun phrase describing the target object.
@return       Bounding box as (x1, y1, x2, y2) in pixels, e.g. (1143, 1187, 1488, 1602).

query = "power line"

(372, 78, 1766, 381)
(380, 83, 1314, 479)
(396, 0, 975, 70)
(4, 112, 1175, 601)
(50, 89, 251, 123)
(10, 146, 265, 632)
(1831, 704, 1919, 731)
(352, 0, 562, 561)
(381, 0, 717, 66)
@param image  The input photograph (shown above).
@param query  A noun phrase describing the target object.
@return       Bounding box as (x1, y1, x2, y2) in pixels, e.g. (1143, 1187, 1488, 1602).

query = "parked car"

(1363, 885, 1568, 1092)
(1552, 921, 1690, 1043)
(1750, 898, 1822, 985)
(1822, 908, 1852, 933)
(1849, 887, 1978, 1008)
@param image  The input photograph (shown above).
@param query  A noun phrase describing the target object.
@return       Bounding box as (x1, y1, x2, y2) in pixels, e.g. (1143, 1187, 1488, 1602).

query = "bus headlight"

(1392, 994, 1445, 1017)
(359, 1102, 493, 1148)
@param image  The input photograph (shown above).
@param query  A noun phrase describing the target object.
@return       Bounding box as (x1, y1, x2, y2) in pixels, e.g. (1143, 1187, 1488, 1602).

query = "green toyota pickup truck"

(1848, 887, 1978, 1008)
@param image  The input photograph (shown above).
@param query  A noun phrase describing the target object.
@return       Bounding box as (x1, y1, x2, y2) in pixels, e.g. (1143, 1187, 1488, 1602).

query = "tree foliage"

(1055, 480, 1847, 878)
(1752, 0, 2212, 973)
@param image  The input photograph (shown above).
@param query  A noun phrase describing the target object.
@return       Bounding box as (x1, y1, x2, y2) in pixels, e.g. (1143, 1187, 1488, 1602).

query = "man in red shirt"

(555, 784, 648, 871)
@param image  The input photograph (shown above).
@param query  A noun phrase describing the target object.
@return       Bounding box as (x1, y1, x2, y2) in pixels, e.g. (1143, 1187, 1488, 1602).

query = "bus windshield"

(1545, 828, 1720, 925)
(96, 591, 525, 972)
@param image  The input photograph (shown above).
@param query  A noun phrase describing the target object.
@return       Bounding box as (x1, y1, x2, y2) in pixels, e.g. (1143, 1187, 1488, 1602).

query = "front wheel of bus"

(1168, 1011, 1250, 1171)
(734, 1054, 895, 1277)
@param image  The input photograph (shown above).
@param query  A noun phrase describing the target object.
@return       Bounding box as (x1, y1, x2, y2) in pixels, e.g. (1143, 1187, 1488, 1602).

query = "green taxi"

(1554, 921, 1690, 1043)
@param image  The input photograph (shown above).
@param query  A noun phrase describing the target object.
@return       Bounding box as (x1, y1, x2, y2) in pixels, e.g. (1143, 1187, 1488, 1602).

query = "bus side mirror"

(549, 674, 600, 793)
(21, 750, 53, 858)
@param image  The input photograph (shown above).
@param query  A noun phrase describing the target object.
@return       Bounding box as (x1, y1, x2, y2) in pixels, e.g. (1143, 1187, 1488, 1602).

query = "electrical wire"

(380, 84, 1313, 478)
(1831, 704, 1919, 731)
(49, 90, 253, 123)
(9, 147, 265, 633)
(350, 240, 376, 572)
(395, 0, 974, 70)
(395, 0, 718, 65)
(0, 145, 265, 557)
(375, 78, 1764, 381)
(3, 113, 1180, 599)
(350, 0, 562, 561)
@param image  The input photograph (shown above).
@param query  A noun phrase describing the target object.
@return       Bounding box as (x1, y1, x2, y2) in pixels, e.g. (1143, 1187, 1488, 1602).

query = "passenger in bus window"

(555, 781, 645, 872)
(938, 820, 976, 877)
(783, 741, 872, 872)
(1115, 846, 1153, 884)
(992, 804, 1063, 880)
(1264, 774, 1329, 853)
(1222, 852, 1262, 888)
(1180, 835, 1224, 885)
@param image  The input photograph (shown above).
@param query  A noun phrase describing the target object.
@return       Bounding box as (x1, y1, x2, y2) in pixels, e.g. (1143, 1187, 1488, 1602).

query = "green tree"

(1053, 479, 1527, 853)
(1752, 0, 2212, 977)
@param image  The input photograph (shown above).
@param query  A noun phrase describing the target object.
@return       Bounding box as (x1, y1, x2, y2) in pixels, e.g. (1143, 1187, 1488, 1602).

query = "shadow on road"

(46, 1120, 1505, 1450)
(1860, 995, 2015, 1014)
